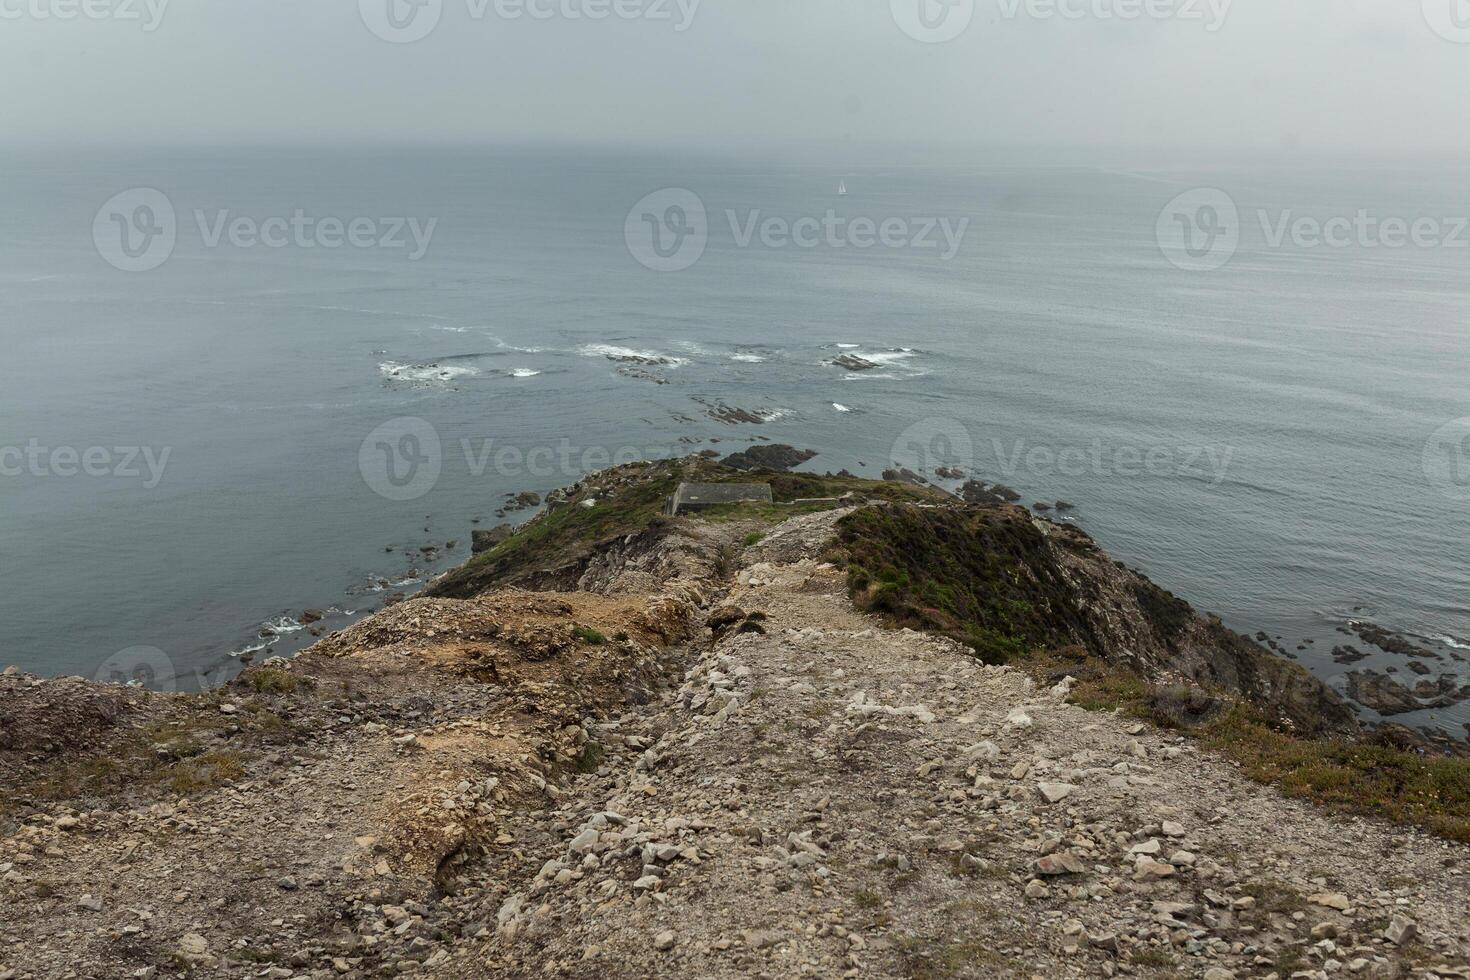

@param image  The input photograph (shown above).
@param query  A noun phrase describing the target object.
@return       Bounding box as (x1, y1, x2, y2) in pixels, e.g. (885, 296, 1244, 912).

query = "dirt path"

(445, 511, 1470, 980)
(2, 510, 1466, 979)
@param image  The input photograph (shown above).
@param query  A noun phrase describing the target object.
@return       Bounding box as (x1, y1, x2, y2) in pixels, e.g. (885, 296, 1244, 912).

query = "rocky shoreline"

(2, 455, 1467, 978)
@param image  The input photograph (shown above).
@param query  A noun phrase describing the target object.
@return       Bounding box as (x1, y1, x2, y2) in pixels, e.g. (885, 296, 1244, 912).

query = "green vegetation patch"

(572, 625, 607, 645)
(430, 459, 945, 598)
(429, 461, 681, 598)
(835, 505, 1100, 663)
(245, 668, 304, 694)
(1199, 707, 1470, 843)
(1037, 646, 1470, 843)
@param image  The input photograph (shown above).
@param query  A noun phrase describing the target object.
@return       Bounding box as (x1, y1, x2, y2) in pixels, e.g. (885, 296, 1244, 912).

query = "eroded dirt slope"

(1, 505, 1466, 980)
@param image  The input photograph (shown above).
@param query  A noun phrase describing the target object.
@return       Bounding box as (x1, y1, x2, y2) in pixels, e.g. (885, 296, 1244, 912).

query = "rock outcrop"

(0, 463, 1464, 979)
(718, 444, 818, 472)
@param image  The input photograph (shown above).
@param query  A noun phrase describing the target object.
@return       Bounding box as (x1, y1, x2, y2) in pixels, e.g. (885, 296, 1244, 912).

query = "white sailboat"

(837, 179, 848, 196)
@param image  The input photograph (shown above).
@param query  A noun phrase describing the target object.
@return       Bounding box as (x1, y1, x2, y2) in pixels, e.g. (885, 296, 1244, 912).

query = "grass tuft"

(572, 625, 607, 645)
(245, 668, 301, 694)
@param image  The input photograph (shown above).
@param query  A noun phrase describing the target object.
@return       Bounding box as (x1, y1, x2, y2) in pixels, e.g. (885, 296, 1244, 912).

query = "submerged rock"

(720, 445, 818, 472)
(472, 526, 514, 554)
(959, 480, 1022, 505)
(881, 467, 926, 485)
(1347, 670, 1470, 715)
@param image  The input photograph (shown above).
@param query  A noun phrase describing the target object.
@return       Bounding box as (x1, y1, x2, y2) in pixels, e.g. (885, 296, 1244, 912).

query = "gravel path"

(3, 509, 1466, 979)
(455, 511, 1470, 980)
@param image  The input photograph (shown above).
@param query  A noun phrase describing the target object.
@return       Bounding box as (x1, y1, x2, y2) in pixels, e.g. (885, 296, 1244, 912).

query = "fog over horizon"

(3, 0, 1469, 163)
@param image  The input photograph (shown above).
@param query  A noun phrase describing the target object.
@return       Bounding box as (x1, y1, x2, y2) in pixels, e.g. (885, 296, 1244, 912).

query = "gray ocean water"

(2, 147, 1466, 734)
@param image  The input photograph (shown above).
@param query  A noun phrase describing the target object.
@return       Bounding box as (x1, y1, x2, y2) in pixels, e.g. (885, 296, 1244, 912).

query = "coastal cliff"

(1, 457, 1467, 978)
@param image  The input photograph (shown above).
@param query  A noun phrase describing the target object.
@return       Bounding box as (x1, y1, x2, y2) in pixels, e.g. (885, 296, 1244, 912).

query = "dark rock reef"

(719, 445, 818, 472)
(831, 354, 879, 371)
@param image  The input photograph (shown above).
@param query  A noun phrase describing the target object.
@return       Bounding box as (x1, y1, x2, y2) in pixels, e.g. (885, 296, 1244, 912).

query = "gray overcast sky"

(1, 0, 1465, 157)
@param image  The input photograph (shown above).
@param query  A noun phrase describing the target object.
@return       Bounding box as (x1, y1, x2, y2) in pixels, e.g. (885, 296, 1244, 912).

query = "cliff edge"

(1, 459, 1466, 979)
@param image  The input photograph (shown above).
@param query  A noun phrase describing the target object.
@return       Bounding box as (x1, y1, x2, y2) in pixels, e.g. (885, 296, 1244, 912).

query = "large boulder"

(720, 445, 818, 473)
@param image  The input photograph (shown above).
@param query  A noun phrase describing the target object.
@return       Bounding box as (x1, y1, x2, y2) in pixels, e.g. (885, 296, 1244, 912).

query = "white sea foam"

(509, 368, 542, 378)
(856, 349, 918, 367)
(579, 343, 689, 366)
(261, 616, 304, 635)
(730, 353, 767, 363)
(489, 335, 546, 354)
(361, 575, 424, 593)
(379, 361, 480, 384)
(832, 403, 852, 413)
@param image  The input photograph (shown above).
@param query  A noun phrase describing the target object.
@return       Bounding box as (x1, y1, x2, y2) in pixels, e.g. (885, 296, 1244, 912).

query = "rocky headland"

(1, 457, 1467, 979)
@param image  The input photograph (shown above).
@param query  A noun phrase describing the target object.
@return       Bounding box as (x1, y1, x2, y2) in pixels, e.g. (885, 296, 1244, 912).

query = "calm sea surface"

(2, 147, 1466, 733)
